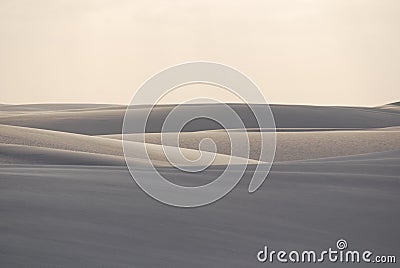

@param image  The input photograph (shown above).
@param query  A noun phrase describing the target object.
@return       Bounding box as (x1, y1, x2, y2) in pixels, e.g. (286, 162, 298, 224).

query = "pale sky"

(0, 0, 399, 106)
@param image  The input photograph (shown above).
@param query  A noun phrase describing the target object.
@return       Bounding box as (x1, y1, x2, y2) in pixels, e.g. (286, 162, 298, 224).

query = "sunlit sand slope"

(1, 104, 399, 134)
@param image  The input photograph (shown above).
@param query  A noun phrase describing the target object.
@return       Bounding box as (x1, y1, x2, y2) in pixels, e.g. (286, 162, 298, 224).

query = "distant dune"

(0, 103, 399, 135)
(0, 103, 123, 112)
(0, 102, 399, 165)
(380, 101, 400, 113)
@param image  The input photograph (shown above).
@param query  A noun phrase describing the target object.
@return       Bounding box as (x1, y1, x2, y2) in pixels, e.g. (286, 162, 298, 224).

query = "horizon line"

(1, 100, 399, 108)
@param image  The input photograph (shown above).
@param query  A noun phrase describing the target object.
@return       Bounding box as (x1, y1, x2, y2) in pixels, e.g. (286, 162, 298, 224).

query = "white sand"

(1, 151, 399, 267)
(1, 103, 399, 134)
(0, 124, 256, 166)
(0, 102, 399, 267)
(102, 130, 400, 162)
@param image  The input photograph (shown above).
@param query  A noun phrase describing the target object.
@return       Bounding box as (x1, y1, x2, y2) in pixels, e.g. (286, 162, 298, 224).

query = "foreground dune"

(1, 150, 399, 267)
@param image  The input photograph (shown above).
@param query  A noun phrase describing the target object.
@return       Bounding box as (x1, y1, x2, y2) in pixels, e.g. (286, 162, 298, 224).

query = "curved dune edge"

(0, 144, 128, 166)
(0, 124, 259, 166)
(1, 102, 399, 165)
(283, 149, 400, 164)
(100, 130, 400, 162)
(1, 103, 400, 135)
(1, 123, 399, 165)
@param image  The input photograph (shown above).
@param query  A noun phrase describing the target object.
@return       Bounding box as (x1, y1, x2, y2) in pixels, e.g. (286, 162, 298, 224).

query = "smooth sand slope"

(1, 151, 399, 267)
(0, 102, 399, 267)
(0, 102, 399, 165)
(2, 123, 400, 164)
(107, 129, 400, 161)
(0, 103, 400, 134)
(0, 124, 257, 166)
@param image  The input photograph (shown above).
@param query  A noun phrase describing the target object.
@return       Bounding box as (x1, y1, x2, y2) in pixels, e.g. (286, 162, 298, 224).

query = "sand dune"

(1, 101, 399, 165)
(0, 102, 399, 267)
(1, 103, 400, 134)
(288, 149, 400, 164)
(0, 103, 123, 112)
(102, 129, 400, 161)
(1, 150, 399, 267)
(379, 101, 400, 113)
(0, 108, 126, 134)
(0, 124, 124, 156)
(3, 122, 399, 164)
(0, 144, 126, 166)
(0, 124, 256, 166)
(0, 103, 124, 117)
